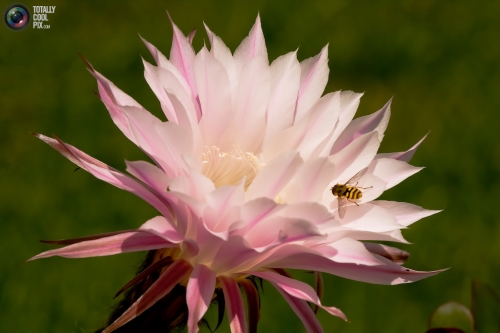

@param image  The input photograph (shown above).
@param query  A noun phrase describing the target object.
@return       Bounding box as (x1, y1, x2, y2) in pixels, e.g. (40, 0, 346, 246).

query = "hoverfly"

(331, 167, 372, 219)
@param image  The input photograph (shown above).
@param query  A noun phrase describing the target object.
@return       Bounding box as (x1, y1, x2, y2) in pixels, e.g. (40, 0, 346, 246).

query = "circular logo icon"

(4, 4, 30, 30)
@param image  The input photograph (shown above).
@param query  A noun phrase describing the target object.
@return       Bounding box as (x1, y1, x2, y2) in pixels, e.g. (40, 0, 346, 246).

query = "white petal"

(371, 200, 441, 226)
(265, 51, 301, 138)
(328, 131, 381, 184)
(294, 45, 329, 123)
(195, 47, 233, 147)
(331, 98, 391, 155)
(368, 158, 423, 189)
(246, 151, 303, 201)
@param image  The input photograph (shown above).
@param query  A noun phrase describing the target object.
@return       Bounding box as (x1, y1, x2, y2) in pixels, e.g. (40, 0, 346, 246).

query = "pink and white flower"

(30, 14, 442, 333)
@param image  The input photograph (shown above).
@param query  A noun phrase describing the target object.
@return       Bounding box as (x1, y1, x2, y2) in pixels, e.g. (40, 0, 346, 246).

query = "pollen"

(200, 146, 263, 190)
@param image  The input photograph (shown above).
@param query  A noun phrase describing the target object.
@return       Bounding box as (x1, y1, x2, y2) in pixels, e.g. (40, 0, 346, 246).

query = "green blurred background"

(1, 0, 499, 332)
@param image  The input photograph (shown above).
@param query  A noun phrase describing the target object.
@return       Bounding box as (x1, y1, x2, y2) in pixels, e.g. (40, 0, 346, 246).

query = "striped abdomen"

(331, 184, 363, 200)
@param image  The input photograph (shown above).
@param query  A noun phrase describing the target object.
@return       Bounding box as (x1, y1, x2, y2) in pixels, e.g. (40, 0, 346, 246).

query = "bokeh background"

(1, 0, 499, 332)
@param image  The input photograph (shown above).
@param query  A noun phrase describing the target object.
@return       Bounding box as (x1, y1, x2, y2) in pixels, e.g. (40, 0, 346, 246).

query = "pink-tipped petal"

(339, 203, 403, 233)
(264, 91, 341, 160)
(368, 158, 424, 189)
(265, 51, 301, 138)
(168, 13, 198, 103)
(103, 259, 193, 333)
(363, 242, 410, 265)
(274, 284, 323, 333)
(246, 151, 303, 201)
(204, 23, 239, 101)
(28, 231, 172, 260)
(186, 264, 216, 333)
(187, 29, 196, 44)
(219, 276, 248, 333)
(250, 270, 347, 321)
(139, 216, 184, 243)
(195, 47, 233, 147)
(284, 157, 336, 204)
(331, 99, 391, 155)
(229, 55, 271, 152)
(371, 200, 441, 226)
(313, 91, 363, 157)
(377, 133, 429, 162)
(328, 131, 381, 184)
(267, 252, 445, 285)
(33, 134, 174, 220)
(234, 14, 268, 67)
(239, 279, 260, 333)
(125, 160, 170, 194)
(294, 45, 329, 123)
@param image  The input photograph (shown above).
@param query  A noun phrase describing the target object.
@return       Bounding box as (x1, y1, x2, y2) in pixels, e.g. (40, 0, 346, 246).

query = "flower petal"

(125, 160, 170, 193)
(363, 242, 410, 265)
(246, 151, 303, 201)
(139, 216, 184, 243)
(371, 200, 441, 226)
(368, 158, 424, 189)
(274, 284, 323, 333)
(103, 259, 192, 333)
(266, 251, 444, 285)
(376, 133, 428, 162)
(186, 264, 216, 333)
(33, 134, 174, 220)
(234, 14, 268, 68)
(265, 51, 301, 139)
(313, 91, 363, 157)
(219, 276, 248, 333)
(168, 14, 198, 107)
(330, 98, 391, 155)
(328, 131, 381, 184)
(239, 279, 260, 333)
(195, 47, 233, 147)
(294, 45, 329, 123)
(250, 270, 347, 321)
(28, 231, 172, 260)
(264, 91, 341, 160)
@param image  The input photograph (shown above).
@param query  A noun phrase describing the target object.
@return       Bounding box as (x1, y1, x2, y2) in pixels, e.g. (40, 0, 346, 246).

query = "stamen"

(200, 146, 263, 189)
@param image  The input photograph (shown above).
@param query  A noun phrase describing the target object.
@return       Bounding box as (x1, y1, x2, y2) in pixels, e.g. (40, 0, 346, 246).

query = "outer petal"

(250, 270, 347, 320)
(186, 264, 216, 333)
(294, 45, 329, 123)
(282, 157, 336, 204)
(368, 158, 424, 189)
(274, 285, 323, 333)
(246, 151, 303, 201)
(103, 259, 193, 333)
(376, 133, 428, 162)
(266, 251, 444, 285)
(265, 51, 301, 139)
(125, 160, 170, 194)
(264, 91, 341, 160)
(28, 231, 172, 260)
(330, 99, 391, 155)
(219, 276, 248, 333)
(363, 242, 410, 265)
(371, 200, 441, 226)
(328, 131, 381, 185)
(313, 91, 363, 157)
(234, 14, 268, 68)
(33, 134, 174, 220)
(168, 15, 198, 105)
(337, 203, 403, 233)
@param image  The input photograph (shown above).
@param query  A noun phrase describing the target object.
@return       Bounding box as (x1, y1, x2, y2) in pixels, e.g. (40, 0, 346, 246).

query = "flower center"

(200, 146, 263, 189)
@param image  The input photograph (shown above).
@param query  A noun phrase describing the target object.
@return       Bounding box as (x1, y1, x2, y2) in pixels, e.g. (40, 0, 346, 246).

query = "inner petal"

(200, 146, 263, 189)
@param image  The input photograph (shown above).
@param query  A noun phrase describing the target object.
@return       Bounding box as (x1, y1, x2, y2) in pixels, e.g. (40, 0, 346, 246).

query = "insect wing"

(345, 167, 368, 185)
(337, 197, 347, 219)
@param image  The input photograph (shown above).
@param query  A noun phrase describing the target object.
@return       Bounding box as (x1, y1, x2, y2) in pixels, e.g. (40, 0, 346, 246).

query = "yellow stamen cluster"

(200, 146, 262, 190)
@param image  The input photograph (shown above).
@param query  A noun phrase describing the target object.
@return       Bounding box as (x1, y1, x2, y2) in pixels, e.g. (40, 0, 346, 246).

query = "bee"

(331, 167, 372, 219)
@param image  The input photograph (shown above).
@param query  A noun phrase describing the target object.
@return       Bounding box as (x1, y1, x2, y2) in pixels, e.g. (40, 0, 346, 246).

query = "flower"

(29, 14, 442, 333)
